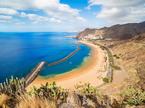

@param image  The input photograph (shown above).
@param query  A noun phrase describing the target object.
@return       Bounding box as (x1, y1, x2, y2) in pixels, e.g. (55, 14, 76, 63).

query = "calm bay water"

(0, 32, 90, 82)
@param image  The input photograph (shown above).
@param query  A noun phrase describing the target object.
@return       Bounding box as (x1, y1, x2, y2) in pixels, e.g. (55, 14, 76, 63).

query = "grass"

(0, 94, 10, 108)
(121, 86, 145, 106)
(16, 95, 56, 108)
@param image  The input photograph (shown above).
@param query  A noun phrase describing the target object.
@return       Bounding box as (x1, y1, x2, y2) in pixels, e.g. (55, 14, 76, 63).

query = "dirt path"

(98, 50, 129, 97)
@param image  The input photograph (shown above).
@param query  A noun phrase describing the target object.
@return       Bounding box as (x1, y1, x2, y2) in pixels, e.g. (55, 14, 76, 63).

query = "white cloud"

(0, 0, 33, 9)
(0, 15, 12, 20)
(97, 7, 128, 19)
(89, 0, 145, 25)
(20, 12, 49, 22)
(0, 8, 18, 15)
(89, 0, 145, 7)
(0, 0, 85, 24)
(34, 0, 59, 9)
(0, 0, 86, 31)
(50, 18, 61, 23)
(33, 0, 85, 23)
(20, 12, 62, 24)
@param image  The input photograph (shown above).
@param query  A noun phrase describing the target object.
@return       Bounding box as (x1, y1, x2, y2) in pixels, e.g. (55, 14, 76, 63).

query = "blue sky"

(0, 0, 145, 32)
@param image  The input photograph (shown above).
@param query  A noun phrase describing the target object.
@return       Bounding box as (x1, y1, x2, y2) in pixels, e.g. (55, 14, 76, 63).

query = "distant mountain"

(77, 21, 145, 40)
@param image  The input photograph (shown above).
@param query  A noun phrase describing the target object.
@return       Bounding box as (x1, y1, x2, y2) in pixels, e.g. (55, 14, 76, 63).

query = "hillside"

(87, 32, 145, 93)
(77, 21, 145, 40)
(77, 25, 145, 107)
(0, 30, 145, 108)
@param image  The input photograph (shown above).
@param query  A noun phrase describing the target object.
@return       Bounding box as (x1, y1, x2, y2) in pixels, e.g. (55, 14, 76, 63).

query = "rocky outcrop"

(77, 21, 145, 40)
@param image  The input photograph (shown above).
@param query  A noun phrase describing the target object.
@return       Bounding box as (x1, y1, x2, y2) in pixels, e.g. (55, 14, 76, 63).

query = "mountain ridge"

(77, 21, 145, 40)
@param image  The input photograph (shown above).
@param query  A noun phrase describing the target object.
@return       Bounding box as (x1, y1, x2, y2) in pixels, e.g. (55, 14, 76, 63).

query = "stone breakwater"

(25, 43, 81, 87)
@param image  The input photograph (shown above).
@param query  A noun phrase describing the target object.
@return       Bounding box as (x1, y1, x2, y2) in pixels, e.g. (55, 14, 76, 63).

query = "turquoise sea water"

(0, 32, 90, 82)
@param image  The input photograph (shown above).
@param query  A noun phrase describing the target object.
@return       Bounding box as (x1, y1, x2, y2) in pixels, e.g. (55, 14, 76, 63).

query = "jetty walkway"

(25, 61, 46, 87)
(25, 43, 80, 87)
(48, 44, 80, 66)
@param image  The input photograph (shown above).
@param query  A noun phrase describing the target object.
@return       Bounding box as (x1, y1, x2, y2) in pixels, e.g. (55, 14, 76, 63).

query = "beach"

(27, 41, 107, 90)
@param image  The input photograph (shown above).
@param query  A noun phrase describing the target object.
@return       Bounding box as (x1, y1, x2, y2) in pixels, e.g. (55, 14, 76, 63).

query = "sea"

(0, 32, 90, 82)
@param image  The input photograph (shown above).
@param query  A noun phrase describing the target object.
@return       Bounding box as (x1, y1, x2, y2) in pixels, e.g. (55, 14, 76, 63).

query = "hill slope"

(77, 21, 145, 40)
(90, 32, 145, 91)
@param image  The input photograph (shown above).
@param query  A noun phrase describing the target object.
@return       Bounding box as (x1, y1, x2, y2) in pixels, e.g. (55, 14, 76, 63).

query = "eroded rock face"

(59, 92, 122, 108)
(82, 96, 97, 108)
(77, 21, 145, 40)
(59, 92, 81, 108)
(66, 92, 81, 106)
(59, 103, 79, 108)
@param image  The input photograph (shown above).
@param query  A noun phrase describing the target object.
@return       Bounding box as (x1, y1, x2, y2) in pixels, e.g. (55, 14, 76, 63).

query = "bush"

(30, 82, 68, 102)
(113, 54, 120, 59)
(0, 76, 25, 96)
(112, 65, 121, 70)
(0, 77, 26, 108)
(75, 83, 99, 96)
(121, 86, 145, 106)
(102, 77, 109, 83)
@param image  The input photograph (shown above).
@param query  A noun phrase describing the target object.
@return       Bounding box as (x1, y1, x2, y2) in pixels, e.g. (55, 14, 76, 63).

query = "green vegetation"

(0, 77, 144, 108)
(113, 54, 120, 59)
(121, 86, 145, 106)
(102, 77, 109, 83)
(0, 77, 26, 108)
(0, 76, 25, 97)
(112, 65, 121, 70)
(30, 82, 68, 102)
(75, 83, 99, 96)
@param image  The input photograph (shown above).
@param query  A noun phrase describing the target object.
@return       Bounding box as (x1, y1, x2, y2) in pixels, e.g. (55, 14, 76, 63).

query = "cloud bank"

(0, 0, 145, 31)
(0, 0, 86, 31)
(89, 0, 145, 25)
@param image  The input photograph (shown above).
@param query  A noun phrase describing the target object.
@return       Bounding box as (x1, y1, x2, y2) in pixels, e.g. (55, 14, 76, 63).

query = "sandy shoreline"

(27, 41, 107, 90)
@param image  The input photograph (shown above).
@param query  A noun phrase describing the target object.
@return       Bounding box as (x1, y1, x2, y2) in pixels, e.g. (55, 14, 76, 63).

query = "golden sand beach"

(28, 41, 107, 90)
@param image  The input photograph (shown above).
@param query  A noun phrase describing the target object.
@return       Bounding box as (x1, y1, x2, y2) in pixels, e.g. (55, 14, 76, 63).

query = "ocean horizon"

(0, 32, 90, 82)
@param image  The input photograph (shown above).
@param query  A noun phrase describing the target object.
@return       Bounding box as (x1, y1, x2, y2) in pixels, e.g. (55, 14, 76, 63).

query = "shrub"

(121, 86, 145, 106)
(112, 65, 121, 70)
(0, 77, 26, 108)
(30, 82, 68, 102)
(102, 77, 109, 83)
(75, 83, 99, 96)
(113, 54, 120, 59)
(0, 76, 25, 97)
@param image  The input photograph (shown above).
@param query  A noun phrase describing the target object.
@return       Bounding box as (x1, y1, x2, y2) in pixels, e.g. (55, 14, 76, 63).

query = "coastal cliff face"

(77, 21, 145, 40)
